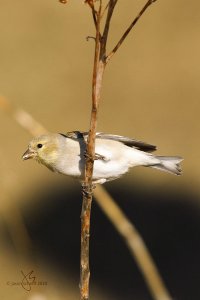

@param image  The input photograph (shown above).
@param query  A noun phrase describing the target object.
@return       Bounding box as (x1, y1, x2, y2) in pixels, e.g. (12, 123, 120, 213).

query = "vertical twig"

(80, 1, 159, 299)
(86, 1, 98, 29)
(100, 0, 118, 56)
(80, 2, 105, 300)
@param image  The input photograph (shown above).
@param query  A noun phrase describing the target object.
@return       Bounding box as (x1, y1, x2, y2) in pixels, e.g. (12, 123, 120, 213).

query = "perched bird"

(22, 131, 183, 184)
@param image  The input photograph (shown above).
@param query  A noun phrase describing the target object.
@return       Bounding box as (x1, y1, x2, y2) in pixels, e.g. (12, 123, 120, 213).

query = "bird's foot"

(84, 151, 107, 161)
(81, 182, 96, 197)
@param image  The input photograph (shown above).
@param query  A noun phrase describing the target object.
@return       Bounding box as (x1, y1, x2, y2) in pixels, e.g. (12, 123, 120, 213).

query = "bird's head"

(22, 134, 60, 169)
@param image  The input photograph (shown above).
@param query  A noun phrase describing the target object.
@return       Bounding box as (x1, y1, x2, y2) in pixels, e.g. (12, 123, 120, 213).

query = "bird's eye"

(37, 143, 43, 149)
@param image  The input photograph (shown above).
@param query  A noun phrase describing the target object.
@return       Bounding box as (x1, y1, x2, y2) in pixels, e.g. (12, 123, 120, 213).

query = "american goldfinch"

(22, 131, 183, 184)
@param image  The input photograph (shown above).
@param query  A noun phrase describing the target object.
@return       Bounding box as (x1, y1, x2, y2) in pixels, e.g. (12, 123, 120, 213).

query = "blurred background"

(0, 0, 200, 299)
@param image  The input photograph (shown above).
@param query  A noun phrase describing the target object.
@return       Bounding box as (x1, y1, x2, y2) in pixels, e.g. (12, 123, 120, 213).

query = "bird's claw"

(84, 151, 107, 161)
(81, 183, 96, 197)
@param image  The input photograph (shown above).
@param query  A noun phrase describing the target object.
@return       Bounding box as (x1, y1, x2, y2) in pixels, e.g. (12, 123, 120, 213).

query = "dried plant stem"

(94, 185, 172, 300)
(106, 0, 157, 63)
(81, 1, 160, 299)
(80, 2, 105, 300)
(87, 1, 98, 29)
(101, 1, 110, 20)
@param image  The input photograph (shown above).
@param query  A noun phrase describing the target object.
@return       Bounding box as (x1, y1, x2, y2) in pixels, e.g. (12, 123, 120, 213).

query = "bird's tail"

(151, 156, 183, 175)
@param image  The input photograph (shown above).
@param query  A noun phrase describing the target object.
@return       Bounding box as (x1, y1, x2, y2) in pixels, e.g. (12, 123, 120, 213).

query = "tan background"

(0, 1, 200, 300)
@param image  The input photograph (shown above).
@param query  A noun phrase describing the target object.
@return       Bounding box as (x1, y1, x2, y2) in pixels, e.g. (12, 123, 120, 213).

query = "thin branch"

(100, 0, 118, 57)
(91, 10, 98, 29)
(94, 185, 172, 300)
(86, 1, 108, 50)
(106, 0, 157, 63)
(87, 1, 98, 29)
(80, 1, 105, 300)
(100, 1, 110, 20)
(84, 1, 102, 187)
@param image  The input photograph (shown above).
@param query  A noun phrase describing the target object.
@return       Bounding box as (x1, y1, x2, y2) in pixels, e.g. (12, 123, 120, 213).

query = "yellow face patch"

(29, 135, 59, 167)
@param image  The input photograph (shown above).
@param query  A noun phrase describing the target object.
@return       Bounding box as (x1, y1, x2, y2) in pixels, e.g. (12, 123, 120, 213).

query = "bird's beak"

(22, 148, 36, 160)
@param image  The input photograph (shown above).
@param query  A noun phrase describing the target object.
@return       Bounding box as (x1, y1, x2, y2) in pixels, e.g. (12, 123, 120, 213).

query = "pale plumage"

(22, 131, 183, 184)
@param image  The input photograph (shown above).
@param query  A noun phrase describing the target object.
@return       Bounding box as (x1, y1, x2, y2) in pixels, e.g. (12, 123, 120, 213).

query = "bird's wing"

(60, 131, 156, 153)
(95, 133, 157, 152)
(60, 131, 86, 140)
